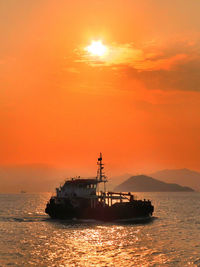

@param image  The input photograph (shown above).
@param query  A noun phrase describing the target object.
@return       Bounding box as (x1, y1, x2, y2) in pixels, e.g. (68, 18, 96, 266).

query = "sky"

(1, 0, 200, 176)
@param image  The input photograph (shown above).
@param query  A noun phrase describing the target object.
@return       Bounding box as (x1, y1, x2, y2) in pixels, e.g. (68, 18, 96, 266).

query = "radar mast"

(97, 153, 107, 182)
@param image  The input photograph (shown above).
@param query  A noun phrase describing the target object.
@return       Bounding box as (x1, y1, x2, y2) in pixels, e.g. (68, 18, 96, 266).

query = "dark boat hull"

(45, 199, 154, 221)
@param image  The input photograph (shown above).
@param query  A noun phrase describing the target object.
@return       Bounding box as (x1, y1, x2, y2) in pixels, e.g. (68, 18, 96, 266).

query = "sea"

(0, 192, 200, 267)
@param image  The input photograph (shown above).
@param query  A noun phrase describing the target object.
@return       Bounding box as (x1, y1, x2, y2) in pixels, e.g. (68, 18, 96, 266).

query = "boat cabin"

(56, 178, 98, 198)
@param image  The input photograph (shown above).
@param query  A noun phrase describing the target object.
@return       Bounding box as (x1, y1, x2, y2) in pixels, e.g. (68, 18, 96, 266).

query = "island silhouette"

(114, 175, 194, 192)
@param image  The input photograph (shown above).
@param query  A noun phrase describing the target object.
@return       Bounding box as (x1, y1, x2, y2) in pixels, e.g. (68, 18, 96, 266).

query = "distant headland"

(114, 175, 194, 192)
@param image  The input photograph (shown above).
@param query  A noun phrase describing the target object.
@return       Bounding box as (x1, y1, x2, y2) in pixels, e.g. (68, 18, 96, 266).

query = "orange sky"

(1, 0, 200, 175)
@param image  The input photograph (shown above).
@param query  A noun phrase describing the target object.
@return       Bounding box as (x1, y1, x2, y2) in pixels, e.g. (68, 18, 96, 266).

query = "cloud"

(79, 41, 189, 70)
(76, 43, 144, 67)
(134, 58, 200, 91)
(77, 38, 200, 92)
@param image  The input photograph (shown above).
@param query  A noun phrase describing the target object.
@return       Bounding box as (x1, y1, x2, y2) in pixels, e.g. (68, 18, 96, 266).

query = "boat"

(45, 154, 154, 221)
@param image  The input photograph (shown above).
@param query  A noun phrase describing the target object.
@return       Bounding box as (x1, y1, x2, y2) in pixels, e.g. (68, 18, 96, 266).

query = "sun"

(85, 40, 107, 57)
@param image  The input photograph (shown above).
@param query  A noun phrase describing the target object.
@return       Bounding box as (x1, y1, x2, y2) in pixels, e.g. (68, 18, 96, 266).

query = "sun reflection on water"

(1, 193, 200, 266)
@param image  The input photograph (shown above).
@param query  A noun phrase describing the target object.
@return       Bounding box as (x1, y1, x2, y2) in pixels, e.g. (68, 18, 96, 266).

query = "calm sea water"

(0, 192, 200, 266)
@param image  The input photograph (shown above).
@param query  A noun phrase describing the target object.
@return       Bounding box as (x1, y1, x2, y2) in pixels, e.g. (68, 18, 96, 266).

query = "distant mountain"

(0, 164, 70, 193)
(108, 173, 132, 190)
(151, 169, 200, 191)
(114, 175, 194, 192)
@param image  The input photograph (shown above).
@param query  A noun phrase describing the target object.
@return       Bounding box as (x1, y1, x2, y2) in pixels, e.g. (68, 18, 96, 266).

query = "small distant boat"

(45, 153, 154, 221)
(20, 190, 26, 194)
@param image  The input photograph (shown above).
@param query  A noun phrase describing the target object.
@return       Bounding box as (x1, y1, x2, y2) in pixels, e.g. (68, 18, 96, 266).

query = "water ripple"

(0, 192, 200, 266)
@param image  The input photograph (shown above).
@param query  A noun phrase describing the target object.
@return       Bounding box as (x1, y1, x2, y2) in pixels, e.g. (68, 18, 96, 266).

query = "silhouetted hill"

(151, 169, 200, 191)
(108, 173, 132, 190)
(114, 175, 194, 192)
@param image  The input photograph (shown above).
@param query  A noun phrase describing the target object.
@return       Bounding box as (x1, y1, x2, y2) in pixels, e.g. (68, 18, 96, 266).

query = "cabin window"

(86, 184, 96, 189)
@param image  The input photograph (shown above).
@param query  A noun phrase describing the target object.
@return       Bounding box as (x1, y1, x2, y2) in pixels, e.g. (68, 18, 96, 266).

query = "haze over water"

(0, 192, 200, 266)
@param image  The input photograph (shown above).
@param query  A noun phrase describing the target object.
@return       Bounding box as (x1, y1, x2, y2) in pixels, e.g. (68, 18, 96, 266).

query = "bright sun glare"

(85, 40, 107, 57)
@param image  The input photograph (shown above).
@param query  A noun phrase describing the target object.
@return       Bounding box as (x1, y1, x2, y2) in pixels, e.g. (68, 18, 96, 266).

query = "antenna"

(97, 152, 107, 183)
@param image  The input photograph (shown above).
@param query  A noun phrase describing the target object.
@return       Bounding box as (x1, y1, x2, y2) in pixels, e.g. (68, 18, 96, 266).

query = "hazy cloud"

(78, 38, 200, 92)
(135, 59, 200, 91)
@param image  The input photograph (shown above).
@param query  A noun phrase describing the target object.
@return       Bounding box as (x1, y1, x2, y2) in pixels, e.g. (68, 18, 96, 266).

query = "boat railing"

(96, 191, 134, 206)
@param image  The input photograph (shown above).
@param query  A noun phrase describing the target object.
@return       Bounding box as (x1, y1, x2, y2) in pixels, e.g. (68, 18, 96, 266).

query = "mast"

(97, 153, 106, 181)
(99, 152, 103, 181)
(97, 153, 107, 192)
